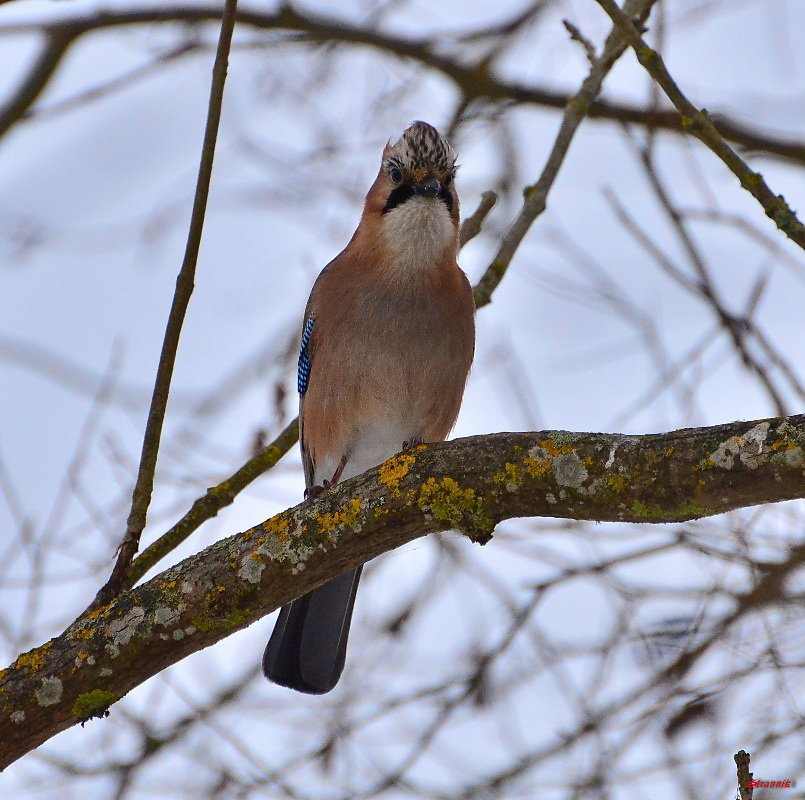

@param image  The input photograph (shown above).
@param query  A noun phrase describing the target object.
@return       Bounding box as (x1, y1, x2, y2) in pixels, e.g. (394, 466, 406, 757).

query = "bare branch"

(1, 6, 801, 163)
(94, 0, 240, 605)
(594, 0, 805, 250)
(562, 19, 597, 66)
(459, 191, 498, 247)
(474, 0, 658, 309)
(124, 417, 299, 589)
(0, 28, 74, 138)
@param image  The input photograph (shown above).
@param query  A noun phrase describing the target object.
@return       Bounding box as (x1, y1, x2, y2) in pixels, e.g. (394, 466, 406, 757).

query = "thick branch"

(2, 415, 803, 768)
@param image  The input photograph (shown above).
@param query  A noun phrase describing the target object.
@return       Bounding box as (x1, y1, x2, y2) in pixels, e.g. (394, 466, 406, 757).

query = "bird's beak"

(412, 176, 440, 197)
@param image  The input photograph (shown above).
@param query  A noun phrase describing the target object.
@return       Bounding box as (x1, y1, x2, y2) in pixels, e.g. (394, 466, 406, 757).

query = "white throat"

(380, 196, 454, 271)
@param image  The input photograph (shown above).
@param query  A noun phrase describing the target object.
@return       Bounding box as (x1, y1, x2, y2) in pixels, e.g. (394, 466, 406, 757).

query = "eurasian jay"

(263, 121, 475, 694)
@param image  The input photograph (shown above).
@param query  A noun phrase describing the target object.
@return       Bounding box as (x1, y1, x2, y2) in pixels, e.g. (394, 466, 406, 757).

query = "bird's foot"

(304, 483, 326, 500)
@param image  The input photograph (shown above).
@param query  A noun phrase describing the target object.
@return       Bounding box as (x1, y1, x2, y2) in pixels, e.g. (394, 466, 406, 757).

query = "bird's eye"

(389, 167, 403, 184)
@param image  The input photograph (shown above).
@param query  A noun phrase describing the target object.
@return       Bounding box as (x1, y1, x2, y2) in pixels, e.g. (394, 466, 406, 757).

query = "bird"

(263, 121, 476, 694)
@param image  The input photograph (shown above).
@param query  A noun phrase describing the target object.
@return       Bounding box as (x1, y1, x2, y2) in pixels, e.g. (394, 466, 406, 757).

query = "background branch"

(594, 0, 805, 250)
(474, 0, 657, 308)
(1, 5, 801, 163)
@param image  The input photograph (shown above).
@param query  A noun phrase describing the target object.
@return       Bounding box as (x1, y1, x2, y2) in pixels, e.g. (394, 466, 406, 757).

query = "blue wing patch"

(297, 314, 315, 395)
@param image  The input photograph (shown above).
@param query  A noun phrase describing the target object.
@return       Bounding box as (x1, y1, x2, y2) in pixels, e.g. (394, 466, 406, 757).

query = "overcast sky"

(0, 1, 803, 797)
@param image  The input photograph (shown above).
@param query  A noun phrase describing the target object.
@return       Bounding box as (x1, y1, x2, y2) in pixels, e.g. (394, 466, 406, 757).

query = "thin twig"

(562, 19, 597, 65)
(629, 142, 790, 414)
(93, 0, 240, 607)
(459, 191, 498, 246)
(124, 418, 298, 588)
(473, 0, 659, 309)
(594, 0, 805, 250)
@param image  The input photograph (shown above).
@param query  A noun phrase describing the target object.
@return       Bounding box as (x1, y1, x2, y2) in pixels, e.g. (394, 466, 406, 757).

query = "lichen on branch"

(1, 415, 803, 769)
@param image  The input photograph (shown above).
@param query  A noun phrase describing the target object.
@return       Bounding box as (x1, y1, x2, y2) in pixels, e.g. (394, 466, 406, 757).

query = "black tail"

(263, 567, 362, 694)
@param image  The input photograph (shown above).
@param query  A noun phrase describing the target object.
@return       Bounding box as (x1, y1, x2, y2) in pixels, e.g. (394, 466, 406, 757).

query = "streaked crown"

(385, 121, 457, 179)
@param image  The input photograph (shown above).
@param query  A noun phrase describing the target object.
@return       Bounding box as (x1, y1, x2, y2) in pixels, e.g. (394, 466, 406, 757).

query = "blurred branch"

(1, 5, 802, 164)
(0, 28, 73, 137)
(2, 414, 803, 768)
(594, 0, 805, 250)
(93, 0, 239, 607)
(609, 140, 803, 414)
(0, 333, 201, 409)
(562, 19, 597, 66)
(24, 41, 201, 123)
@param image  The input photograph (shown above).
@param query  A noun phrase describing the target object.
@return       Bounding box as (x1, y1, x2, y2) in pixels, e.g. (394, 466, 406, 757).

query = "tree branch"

(735, 750, 754, 800)
(474, 0, 657, 309)
(594, 0, 805, 250)
(1, 5, 802, 164)
(2, 415, 803, 768)
(0, 28, 75, 137)
(124, 417, 299, 589)
(93, 0, 239, 606)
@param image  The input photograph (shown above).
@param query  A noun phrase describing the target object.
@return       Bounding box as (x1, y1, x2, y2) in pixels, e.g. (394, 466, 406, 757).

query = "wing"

(297, 312, 316, 490)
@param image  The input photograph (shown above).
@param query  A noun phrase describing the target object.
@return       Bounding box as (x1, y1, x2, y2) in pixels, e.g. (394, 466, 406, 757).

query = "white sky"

(0, 0, 802, 798)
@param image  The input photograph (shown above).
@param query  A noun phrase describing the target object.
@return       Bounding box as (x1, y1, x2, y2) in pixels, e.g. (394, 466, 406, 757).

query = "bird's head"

(362, 121, 460, 271)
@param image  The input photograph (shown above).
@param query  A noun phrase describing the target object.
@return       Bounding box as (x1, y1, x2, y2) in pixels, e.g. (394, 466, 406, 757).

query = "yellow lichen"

(770, 439, 795, 451)
(665, 447, 675, 458)
(493, 462, 522, 488)
(262, 514, 290, 539)
(317, 498, 363, 535)
(13, 641, 53, 672)
(417, 477, 494, 542)
(378, 452, 417, 497)
(523, 456, 552, 477)
(606, 473, 628, 492)
(538, 438, 574, 457)
(86, 605, 110, 620)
